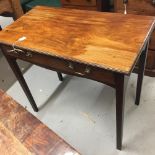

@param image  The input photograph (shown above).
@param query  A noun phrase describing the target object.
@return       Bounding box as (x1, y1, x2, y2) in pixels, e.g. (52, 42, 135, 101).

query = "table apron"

(1, 45, 116, 87)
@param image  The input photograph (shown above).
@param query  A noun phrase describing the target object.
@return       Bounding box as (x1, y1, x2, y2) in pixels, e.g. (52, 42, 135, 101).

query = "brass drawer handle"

(85, 66, 91, 74)
(68, 62, 91, 75)
(8, 48, 24, 54)
(26, 52, 32, 57)
(7, 48, 32, 57)
(75, 72, 85, 76)
(68, 62, 74, 69)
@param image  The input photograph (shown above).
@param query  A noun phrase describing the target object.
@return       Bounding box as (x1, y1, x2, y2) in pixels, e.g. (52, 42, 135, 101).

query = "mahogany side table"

(0, 6, 154, 150)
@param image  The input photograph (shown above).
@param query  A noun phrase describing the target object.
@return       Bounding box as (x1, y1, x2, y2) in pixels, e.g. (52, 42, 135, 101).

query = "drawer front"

(2, 45, 115, 86)
(61, 0, 96, 6)
(115, 0, 155, 16)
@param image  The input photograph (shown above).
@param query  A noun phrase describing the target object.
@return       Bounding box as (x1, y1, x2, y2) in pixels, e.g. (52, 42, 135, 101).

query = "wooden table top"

(0, 6, 154, 74)
(0, 90, 80, 155)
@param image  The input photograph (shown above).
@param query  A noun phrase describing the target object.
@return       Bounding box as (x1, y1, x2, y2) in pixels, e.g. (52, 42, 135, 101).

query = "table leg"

(115, 73, 125, 150)
(4, 56, 38, 112)
(57, 72, 63, 81)
(135, 42, 148, 105)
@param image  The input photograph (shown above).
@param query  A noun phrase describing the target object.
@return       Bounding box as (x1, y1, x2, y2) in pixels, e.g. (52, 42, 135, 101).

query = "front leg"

(57, 72, 63, 81)
(115, 73, 125, 150)
(1, 51, 38, 112)
(135, 42, 148, 105)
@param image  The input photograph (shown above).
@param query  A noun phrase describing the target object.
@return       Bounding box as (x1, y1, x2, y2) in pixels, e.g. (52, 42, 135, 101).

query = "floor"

(1, 16, 155, 155)
(0, 89, 79, 155)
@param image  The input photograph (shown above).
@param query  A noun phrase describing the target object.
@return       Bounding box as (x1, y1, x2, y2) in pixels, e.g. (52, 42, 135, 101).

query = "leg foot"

(57, 72, 63, 81)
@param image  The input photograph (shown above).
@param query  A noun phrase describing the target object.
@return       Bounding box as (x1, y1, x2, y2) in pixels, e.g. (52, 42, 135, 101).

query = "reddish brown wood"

(0, 0, 23, 20)
(1, 45, 115, 87)
(61, 0, 97, 6)
(0, 123, 31, 154)
(0, 90, 80, 155)
(61, 0, 110, 11)
(0, 6, 154, 74)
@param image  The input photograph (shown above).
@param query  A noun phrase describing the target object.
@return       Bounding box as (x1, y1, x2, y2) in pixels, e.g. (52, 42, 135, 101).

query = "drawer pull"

(68, 62, 74, 69)
(8, 48, 24, 54)
(26, 52, 32, 57)
(85, 66, 91, 74)
(68, 62, 91, 75)
(75, 68, 91, 76)
(7, 48, 32, 57)
(75, 72, 85, 76)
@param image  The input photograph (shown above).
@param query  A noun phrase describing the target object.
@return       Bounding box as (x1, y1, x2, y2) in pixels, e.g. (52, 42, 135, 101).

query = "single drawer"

(2, 45, 115, 87)
(61, 0, 96, 7)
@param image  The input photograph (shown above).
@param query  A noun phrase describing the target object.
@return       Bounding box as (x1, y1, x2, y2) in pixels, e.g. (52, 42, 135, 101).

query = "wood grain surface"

(0, 6, 154, 74)
(0, 123, 31, 155)
(0, 90, 80, 155)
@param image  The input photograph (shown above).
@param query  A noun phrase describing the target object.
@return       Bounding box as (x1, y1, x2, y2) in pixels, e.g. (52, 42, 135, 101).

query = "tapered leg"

(57, 72, 63, 81)
(4, 56, 38, 112)
(115, 73, 125, 150)
(135, 42, 148, 105)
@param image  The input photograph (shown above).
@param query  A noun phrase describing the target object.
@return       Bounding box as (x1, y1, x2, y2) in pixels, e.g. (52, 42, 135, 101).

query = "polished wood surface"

(114, 0, 155, 77)
(0, 90, 80, 155)
(0, 6, 154, 74)
(0, 0, 23, 19)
